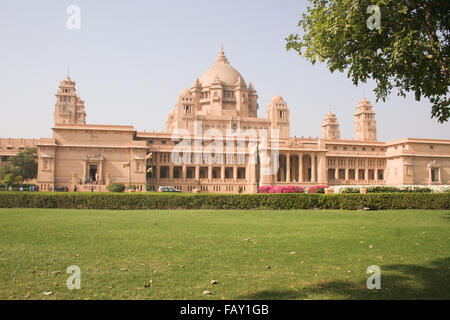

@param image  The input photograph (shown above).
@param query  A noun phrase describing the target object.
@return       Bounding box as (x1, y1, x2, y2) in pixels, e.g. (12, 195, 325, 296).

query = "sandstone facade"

(2, 47, 449, 192)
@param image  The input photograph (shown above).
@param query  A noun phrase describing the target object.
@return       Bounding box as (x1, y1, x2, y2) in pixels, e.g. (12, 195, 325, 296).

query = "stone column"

(345, 168, 349, 181)
(99, 160, 103, 183)
(298, 153, 303, 182)
(233, 166, 238, 182)
(317, 153, 327, 184)
(365, 168, 369, 182)
(169, 163, 173, 182)
(83, 161, 87, 182)
(334, 167, 339, 180)
(272, 151, 278, 183)
(286, 152, 291, 182)
(221, 165, 225, 183)
(374, 169, 378, 182)
(273, 154, 278, 183)
(208, 165, 212, 182)
(182, 165, 187, 182)
(355, 167, 359, 181)
(195, 165, 200, 181)
(311, 154, 316, 183)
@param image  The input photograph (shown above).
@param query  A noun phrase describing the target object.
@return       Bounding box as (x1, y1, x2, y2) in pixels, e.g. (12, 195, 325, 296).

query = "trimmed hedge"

(0, 192, 448, 210)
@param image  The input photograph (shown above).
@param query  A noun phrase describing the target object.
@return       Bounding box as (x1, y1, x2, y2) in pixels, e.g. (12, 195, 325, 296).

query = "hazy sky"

(0, 0, 448, 141)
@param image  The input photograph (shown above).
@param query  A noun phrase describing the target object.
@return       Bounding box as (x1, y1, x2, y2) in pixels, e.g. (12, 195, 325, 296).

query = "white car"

(158, 186, 181, 192)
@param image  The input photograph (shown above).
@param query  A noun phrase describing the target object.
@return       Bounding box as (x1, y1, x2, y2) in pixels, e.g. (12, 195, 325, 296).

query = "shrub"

(106, 184, 125, 193)
(366, 186, 433, 193)
(340, 187, 360, 194)
(403, 186, 433, 193)
(258, 186, 304, 193)
(308, 185, 328, 194)
(0, 184, 37, 189)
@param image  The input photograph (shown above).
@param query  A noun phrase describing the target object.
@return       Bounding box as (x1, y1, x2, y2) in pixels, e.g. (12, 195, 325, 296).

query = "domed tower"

(54, 76, 86, 126)
(197, 45, 253, 118)
(266, 95, 290, 138)
(322, 111, 340, 140)
(354, 98, 377, 141)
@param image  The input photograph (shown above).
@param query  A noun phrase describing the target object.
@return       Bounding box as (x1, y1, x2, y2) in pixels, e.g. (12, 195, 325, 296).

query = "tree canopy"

(0, 147, 38, 184)
(286, 0, 449, 122)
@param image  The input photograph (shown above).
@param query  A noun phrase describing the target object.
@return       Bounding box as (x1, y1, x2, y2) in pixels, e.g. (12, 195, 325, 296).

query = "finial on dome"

(216, 44, 229, 64)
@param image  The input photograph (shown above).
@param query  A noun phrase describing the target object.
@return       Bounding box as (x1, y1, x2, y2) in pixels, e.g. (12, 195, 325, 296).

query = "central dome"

(199, 46, 245, 87)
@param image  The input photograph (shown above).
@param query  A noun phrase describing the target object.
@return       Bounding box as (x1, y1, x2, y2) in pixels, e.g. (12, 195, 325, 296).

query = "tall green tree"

(286, 0, 449, 122)
(0, 147, 38, 183)
(1, 173, 23, 186)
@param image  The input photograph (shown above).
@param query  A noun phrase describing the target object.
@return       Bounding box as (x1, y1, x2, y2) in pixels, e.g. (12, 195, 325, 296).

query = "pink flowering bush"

(307, 185, 329, 194)
(258, 186, 305, 194)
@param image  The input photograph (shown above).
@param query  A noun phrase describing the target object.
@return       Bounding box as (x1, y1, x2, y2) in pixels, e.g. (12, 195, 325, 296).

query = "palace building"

(2, 46, 449, 192)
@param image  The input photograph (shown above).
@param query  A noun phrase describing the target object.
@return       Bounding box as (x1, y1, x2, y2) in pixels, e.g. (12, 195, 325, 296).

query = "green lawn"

(0, 208, 449, 300)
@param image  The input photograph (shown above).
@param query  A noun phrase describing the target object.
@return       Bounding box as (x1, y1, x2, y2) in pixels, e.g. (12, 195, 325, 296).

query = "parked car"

(158, 186, 181, 192)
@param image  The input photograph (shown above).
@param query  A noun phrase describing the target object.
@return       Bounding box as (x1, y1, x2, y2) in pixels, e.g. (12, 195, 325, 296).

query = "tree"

(0, 147, 38, 183)
(286, 0, 449, 122)
(10, 147, 38, 181)
(2, 173, 22, 186)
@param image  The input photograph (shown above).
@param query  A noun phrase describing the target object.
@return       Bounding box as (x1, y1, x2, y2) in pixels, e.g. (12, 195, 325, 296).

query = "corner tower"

(354, 98, 376, 141)
(54, 76, 86, 126)
(266, 95, 290, 138)
(322, 111, 340, 140)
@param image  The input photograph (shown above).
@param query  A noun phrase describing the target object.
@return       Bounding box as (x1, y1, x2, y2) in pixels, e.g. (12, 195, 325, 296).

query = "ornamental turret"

(354, 98, 377, 141)
(54, 76, 86, 126)
(266, 95, 290, 138)
(322, 111, 340, 140)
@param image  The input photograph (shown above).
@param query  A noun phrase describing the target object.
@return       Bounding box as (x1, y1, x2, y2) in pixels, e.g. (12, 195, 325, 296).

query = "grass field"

(0, 208, 449, 300)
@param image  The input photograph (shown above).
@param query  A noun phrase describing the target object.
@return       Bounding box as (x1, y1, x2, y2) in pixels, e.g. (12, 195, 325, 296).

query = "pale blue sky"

(0, 0, 448, 140)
